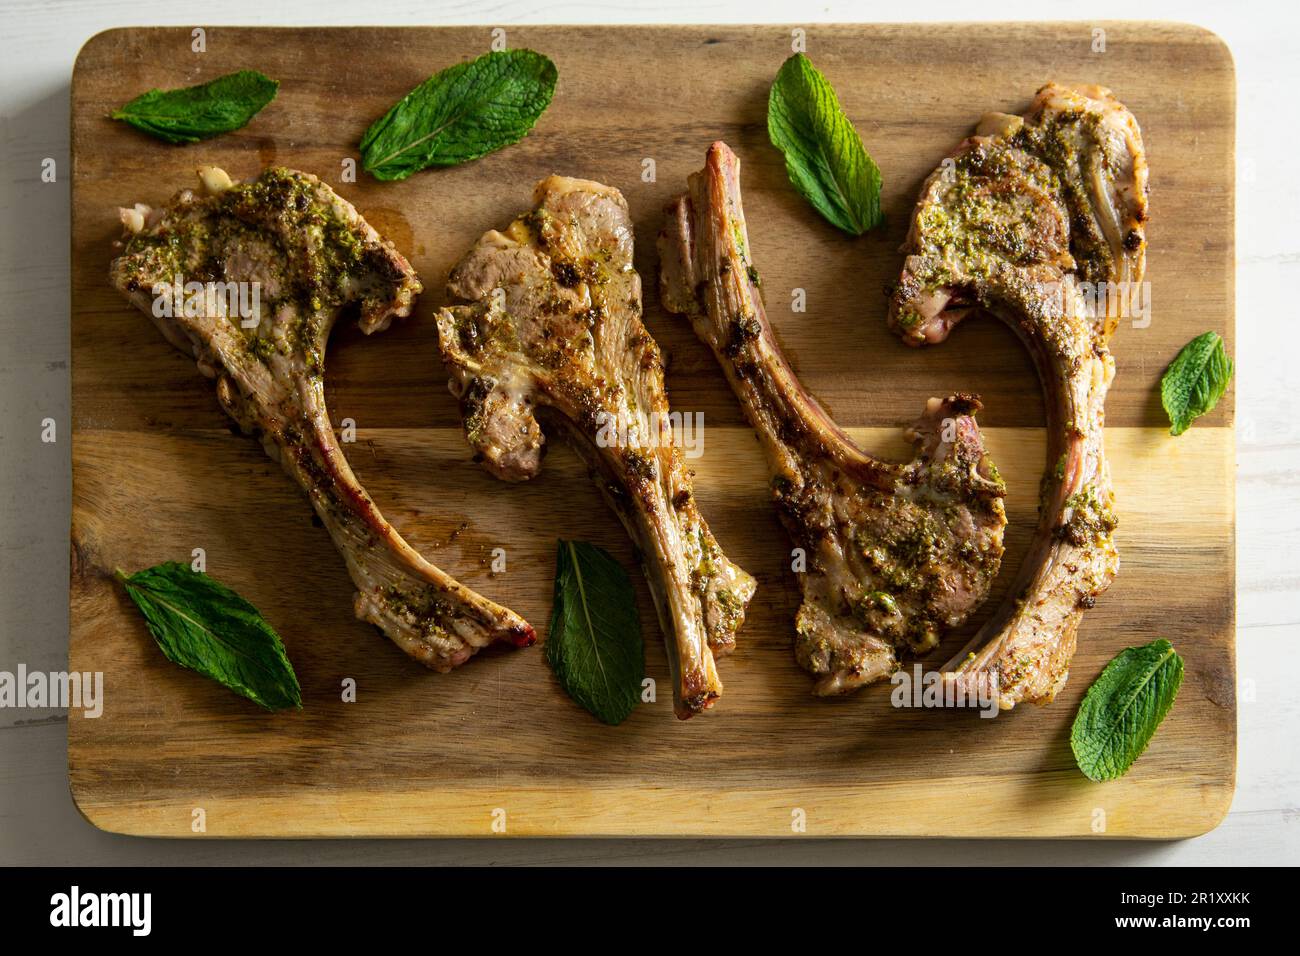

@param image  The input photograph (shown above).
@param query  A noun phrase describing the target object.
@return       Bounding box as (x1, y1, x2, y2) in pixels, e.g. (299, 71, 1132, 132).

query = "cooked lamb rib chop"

(110, 166, 535, 669)
(659, 142, 1006, 695)
(889, 84, 1148, 708)
(436, 175, 756, 719)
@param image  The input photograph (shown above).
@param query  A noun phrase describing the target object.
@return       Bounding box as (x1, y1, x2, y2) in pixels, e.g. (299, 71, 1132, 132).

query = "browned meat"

(889, 83, 1148, 708)
(436, 175, 756, 718)
(110, 166, 535, 670)
(659, 143, 1006, 695)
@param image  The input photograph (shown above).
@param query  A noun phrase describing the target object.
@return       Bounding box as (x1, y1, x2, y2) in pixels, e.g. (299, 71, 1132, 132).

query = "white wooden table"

(1, 0, 1295, 865)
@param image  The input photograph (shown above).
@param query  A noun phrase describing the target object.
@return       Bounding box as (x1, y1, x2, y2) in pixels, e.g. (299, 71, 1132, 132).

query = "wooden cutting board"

(69, 23, 1236, 837)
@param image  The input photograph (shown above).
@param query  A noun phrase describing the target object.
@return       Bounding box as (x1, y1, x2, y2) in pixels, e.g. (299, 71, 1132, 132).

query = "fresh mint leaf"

(360, 49, 557, 181)
(767, 53, 883, 235)
(1161, 331, 1234, 435)
(1070, 639, 1184, 781)
(545, 540, 643, 725)
(110, 70, 279, 145)
(116, 562, 301, 711)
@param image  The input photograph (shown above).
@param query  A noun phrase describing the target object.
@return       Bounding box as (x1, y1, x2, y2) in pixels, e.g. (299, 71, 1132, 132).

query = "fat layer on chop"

(436, 175, 756, 719)
(659, 142, 1007, 696)
(889, 83, 1149, 708)
(110, 166, 535, 670)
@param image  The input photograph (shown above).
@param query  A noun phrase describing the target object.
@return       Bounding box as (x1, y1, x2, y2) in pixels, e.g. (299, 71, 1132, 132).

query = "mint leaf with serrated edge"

(1070, 639, 1183, 781)
(545, 540, 644, 725)
(116, 562, 301, 711)
(110, 70, 279, 145)
(1161, 331, 1234, 436)
(360, 49, 557, 181)
(767, 53, 883, 235)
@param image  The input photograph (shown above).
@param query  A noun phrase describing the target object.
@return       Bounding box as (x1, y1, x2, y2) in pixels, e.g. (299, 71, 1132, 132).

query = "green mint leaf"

(360, 49, 557, 181)
(1161, 331, 1234, 436)
(767, 53, 883, 235)
(1070, 639, 1184, 781)
(116, 562, 301, 711)
(110, 70, 279, 145)
(545, 540, 644, 725)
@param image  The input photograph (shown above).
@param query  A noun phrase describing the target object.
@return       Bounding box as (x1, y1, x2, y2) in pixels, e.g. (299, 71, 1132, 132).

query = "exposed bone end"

(351, 586, 534, 671)
(674, 657, 722, 718)
(197, 165, 234, 195)
(505, 622, 538, 648)
(675, 690, 720, 720)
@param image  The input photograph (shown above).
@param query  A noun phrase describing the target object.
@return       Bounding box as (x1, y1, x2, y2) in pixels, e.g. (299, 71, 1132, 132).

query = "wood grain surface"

(68, 23, 1236, 837)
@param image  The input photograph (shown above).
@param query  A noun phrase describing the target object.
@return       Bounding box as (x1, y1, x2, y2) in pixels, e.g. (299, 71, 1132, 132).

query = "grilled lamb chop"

(889, 84, 1148, 708)
(436, 175, 756, 718)
(659, 143, 1006, 695)
(110, 166, 535, 669)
